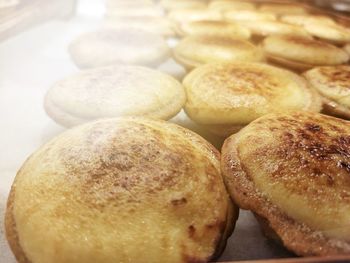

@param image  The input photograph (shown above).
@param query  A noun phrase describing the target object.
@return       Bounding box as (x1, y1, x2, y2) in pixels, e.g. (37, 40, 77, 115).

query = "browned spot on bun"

(7, 118, 235, 263)
(222, 112, 350, 256)
(187, 65, 282, 100)
(172, 197, 188, 206)
(188, 225, 196, 238)
(318, 66, 350, 89)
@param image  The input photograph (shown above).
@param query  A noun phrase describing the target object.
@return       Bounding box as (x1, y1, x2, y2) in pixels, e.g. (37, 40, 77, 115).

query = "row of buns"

(4, 0, 350, 262)
(6, 113, 350, 262)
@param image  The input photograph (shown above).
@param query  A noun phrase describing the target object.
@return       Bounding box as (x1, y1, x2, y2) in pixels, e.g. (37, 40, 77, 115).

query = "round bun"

(105, 16, 176, 37)
(259, 3, 307, 15)
(281, 14, 335, 27)
(6, 118, 237, 263)
(183, 62, 321, 136)
(303, 23, 350, 45)
(237, 20, 310, 38)
(221, 112, 350, 256)
(168, 9, 222, 24)
(176, 20, 251, 39)
(68, 29, 170, 69)
(173, 36, 264, 69)
(224, 10, 277, 22)
(208, 0, 256, 11)
(304, 65, 350, 119)
(262, 35, 350, 71)
(45, 65, 186, 127)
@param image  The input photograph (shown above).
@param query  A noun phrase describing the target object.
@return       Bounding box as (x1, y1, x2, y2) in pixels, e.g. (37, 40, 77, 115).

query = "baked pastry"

(304, 65, 350, 120)
(237, 20, 310, 39)
(208, 0, 256, 11)
(68, 29, 170, 69)
(224, 10, 277, 23)
(168, 9, 222, 24)
(262, 35, 350, 71)
(281, 14, 335, 27)
(175, 20, 251, 39)
(159, 0, 207, 11)
(44, 65, 186, 127)
(6, 117, 237, 263)
(303, 23, 350, 45)
(183, 62, 321, 137)
(221, 111, 350, 256)
(173, 36, 264, 69)
(259, 3, 307, 15)
(105, 16, 175, 37)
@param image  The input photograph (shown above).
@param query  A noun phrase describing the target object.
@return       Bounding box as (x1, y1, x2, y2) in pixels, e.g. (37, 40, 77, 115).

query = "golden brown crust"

(175, 20, 251, 40)
(173, 36, 264, 69)
(304, 66, 350, 119)
(6, 118, 235, 263)
(222, 112, 350, 256)
(263, 35, 350, 68)
(5, 184, 31, 263)
(183, 62, 321, 130)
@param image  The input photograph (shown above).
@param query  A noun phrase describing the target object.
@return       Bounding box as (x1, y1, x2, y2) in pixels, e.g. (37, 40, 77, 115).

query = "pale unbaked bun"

(6, 118, 237, 263)
(183, 62, 321, 136)
(45, 65, 186, 127)
(173, 36, 264, 69)
(222, 112, 350, 256)
(304, 65, 350, 120)
(69, 29, 170, 69)
(262, 35, 350, 71)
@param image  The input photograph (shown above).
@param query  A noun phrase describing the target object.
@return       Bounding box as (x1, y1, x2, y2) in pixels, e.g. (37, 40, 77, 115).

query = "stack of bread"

(4, 0, 350, 262)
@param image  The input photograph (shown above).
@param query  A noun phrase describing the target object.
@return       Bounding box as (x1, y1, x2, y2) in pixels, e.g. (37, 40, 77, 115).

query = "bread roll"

(263, 35, 350, 71)
(175, 20, 251, 39)
(69, 29, 170, 69)
(173, 36, 264, 69)
(304, 65, 350, 119)
(45, 65, 186, 127)
(6, 118, 237, 263)
(221, 112, 350, 256)
(183, 62, 321, 136)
